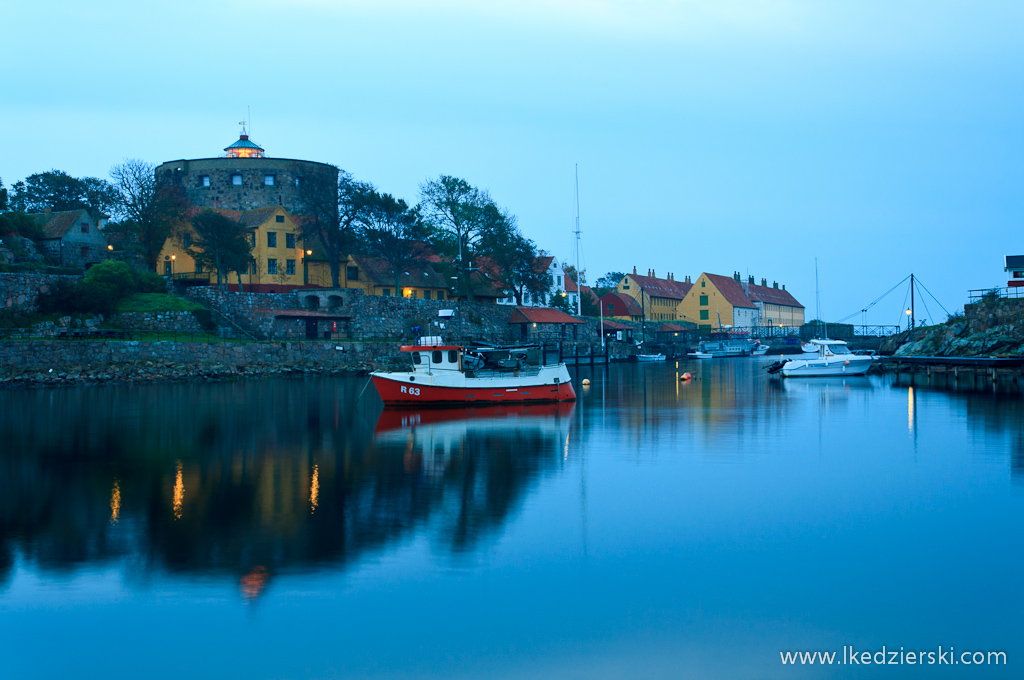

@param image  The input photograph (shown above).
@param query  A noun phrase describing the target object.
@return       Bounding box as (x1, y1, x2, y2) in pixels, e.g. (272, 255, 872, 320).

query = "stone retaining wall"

(0, 273, 80, 311)
(109, 311, 205, 333)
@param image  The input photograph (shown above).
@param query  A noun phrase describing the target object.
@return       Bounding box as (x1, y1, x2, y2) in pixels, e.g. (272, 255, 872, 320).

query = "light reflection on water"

(0, 363, 1021, 678)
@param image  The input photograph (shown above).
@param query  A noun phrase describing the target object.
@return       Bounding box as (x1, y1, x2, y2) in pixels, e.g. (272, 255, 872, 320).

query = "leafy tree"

(298, 168, 373, 288)
(110, 159, 190, 270)
(580, 290, 601, 317)
(594, 271, 625, 295)
(0, 178, 7, 211)
(475, 205, 546, 305)
(419, 175, 493, 302)
(12, 170, 117, 216)
(359, 192, 425, 295)
(187, 210, 252, 291)
(548, 290, 573, 313)
(83, 260, 137, 298)
(0, 212, 44, 240)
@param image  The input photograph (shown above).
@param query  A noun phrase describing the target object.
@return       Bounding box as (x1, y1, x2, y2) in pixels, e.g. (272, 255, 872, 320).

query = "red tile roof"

(351, 255, 448, 290)
(627, 273, 693, 300)
(659, 323, 689, 332)
(509, 307, 585, 324)
(600, 319, 631, 330)
(744, 281, 804, 308)
(703, 273, 757, 309)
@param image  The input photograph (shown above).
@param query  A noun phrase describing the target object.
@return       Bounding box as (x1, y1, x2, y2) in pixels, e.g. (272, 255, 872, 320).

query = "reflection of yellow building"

(157, 206, 311, 293)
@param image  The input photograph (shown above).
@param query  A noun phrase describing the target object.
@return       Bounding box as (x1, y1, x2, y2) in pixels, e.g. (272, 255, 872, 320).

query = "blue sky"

(2, 0, 1021, 323)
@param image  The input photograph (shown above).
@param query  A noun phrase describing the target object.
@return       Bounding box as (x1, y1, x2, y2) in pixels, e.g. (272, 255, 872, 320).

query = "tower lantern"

(224, 125, 264, 158)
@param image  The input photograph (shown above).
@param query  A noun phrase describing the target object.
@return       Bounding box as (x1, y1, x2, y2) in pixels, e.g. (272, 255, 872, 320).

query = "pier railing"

(968, 287, 1024, 302)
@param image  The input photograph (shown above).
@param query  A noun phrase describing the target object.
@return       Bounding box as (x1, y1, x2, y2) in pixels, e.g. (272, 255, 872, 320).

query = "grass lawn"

(115, 293, 208, 313)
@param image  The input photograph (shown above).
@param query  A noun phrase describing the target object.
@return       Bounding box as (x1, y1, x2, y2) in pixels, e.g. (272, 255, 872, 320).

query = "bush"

(83, 260, 136, 298)
(136, 271, 167, 293)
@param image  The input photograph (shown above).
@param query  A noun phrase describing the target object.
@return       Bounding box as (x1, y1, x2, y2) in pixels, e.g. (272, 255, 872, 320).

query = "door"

(305, 319, 318, 339)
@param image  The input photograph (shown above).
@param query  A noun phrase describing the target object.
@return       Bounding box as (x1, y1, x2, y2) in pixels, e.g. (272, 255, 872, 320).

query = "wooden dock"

(877, 355, 1024, 394)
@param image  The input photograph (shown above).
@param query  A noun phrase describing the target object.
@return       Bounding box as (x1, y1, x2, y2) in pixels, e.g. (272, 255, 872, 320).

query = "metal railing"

(968, 287, 1024, 302)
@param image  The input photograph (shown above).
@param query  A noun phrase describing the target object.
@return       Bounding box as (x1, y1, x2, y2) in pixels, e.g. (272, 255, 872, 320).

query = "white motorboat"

(767, 339, 873, 377)
(801, 342, 820, 354)
(752, 342, 769, 356)
(687, 351, 713, 359)
(636, 353, 666, 362)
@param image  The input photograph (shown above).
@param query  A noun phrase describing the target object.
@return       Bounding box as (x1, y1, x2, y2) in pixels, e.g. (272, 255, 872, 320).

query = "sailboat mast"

(574, 165, 582, 316)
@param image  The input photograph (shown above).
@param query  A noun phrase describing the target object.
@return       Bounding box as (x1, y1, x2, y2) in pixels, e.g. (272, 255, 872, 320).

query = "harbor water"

(0, 359, 1021, 678)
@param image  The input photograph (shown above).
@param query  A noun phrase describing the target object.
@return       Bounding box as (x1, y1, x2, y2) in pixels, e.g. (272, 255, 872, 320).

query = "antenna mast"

(574, 164, 582, 316)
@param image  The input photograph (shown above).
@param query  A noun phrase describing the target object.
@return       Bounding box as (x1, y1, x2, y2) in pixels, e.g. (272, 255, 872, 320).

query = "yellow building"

(615, 267, 693, 322)
(677, 272, 803, 331)
(158, 206, 312, 293)
(340, 255, 451, 300)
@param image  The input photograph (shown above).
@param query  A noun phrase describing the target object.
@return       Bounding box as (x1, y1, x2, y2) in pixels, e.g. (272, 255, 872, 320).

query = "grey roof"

(1005, 255, 1024, 269)
(224, 135, 264, 152)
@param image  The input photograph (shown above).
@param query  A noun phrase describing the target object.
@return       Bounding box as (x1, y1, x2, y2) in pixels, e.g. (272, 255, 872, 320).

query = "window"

(183, 233, 192, 248)
(80, 222, 89, 234)
(699, 295, 708, 306)
(382, 289, 390, 296)
(699, 310, 709, 320)
(557, 275, 562, 287)
(276, 215, 285, 223)
(232, 174, 242, 186)
(448, 350, 458, 363)
(264, 175, 275, 186)
(267, 232, 277, 247)
(196, 263, 203, 273)
(608, 303, 614, 312)
(286, 259, 296, 276)
(201, 176, 210, 187)
(295, 177, 302, 187)
(622, 283, 630, 290)
(347, 266, 359, 281)
(81, 246, 90, 258)
(413, 353, 421, 365)
(426, 290, 435, 300)
(432, 351, 442, 364)
(268, 258, 278, 275)
(701, 280, 706, 287)
(250, 232, 256, 247)
(165, 262, 172, 275)
(286, 233, 295, 248)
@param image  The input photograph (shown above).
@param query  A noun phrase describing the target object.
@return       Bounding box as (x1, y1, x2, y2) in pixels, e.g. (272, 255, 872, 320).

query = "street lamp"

(906, 308, 912, 331)
(171, 254, 176, 277)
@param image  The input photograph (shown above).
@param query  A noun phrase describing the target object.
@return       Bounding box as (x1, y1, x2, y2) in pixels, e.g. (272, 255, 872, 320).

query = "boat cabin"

(398, 344, 543, 376)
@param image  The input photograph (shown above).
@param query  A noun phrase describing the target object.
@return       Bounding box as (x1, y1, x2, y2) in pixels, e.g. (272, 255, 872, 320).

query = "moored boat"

(766, 339, 873, 377)
(636, 353, 666, 362)
(371, 342, 576, 406)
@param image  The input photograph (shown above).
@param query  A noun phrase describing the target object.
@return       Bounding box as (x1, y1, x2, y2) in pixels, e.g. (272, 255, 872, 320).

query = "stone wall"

(109, 311, 205, 333)
(0, 273, 80, 311)
(965, 298, 1024, 334)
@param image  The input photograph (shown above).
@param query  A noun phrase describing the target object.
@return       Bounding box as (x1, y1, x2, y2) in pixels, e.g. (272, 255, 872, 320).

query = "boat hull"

(781, 356, 873, 377)
(372, 374, 576, 405)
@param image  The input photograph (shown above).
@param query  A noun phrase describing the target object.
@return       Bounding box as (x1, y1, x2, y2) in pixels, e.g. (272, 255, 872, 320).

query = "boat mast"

(909, 273, 915, 332)
(574, 164, 582, 316)
(815, 257, 826, 339)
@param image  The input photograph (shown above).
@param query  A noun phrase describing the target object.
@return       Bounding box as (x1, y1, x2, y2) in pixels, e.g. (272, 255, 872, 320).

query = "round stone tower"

(155, 130, 338, 216)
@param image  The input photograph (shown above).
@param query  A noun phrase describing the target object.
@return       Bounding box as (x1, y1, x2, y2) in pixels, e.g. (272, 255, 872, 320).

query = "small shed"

(598, 319, 634, 343)
(509, 307, 584, 342)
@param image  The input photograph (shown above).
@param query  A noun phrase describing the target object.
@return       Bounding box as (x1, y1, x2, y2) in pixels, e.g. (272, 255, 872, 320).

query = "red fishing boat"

(371, 342, 576, 406)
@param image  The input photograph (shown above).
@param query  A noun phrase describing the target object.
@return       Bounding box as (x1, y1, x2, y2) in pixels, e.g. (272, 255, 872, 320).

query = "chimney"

(782, 284, 786, 290)
(686, 275, 691, 284)
(633, 265, 637, 275)
(773, 281, 778, 289)
(761, 278, 767, 287)
(748, 275, 754, 284)
(652, 269, 656, 278)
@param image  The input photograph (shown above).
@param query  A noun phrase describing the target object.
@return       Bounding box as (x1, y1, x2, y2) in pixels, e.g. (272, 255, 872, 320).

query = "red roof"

(626, 273, 693, 300)
(659, 323, 688, 332)
(744, 281, 804, 308)
(509, 307, 584, 324)
(702, 273, 757, 309)
(579, 284, 599, 304)
(600, 319, 631, 330)
(564, 274, 579, 293)
(600, 292, 643, 317)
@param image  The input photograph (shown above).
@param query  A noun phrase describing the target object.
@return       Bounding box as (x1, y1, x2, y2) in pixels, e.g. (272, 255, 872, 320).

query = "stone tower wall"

(155, 157, 338, 216)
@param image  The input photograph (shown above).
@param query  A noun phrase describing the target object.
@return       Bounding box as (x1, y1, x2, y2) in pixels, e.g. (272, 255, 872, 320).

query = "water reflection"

(0, 379, 573, 595)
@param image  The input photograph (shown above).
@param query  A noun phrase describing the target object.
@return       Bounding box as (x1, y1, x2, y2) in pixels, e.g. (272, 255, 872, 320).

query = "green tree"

(475, 205, 546, 305)
(82, 260, 137, 298)
(594, 271, 625, 296)
(548, 290, 573, 313)
(419, 175, 493, 302)
(13, 170, 117, 216)
(187, 210, 252, 291)
(0, 178, 7, 211)
(359, 192, 425, 295)
(298, 168, 372, 289)
(110, 159, 189, 270)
